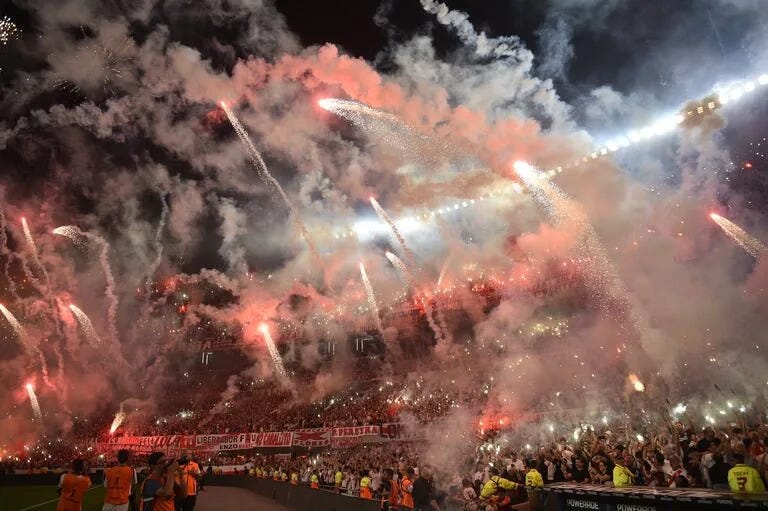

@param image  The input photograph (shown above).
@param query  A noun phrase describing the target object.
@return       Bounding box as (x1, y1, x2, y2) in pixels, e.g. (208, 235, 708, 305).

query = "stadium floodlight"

(759, 74, 768, 85)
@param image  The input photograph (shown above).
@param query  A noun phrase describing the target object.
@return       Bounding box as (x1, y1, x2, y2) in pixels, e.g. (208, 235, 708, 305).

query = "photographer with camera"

(137, 452, 185, 511)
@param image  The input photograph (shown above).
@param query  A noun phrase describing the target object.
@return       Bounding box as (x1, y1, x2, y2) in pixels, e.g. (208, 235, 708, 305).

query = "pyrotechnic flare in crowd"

(385, 251, 444, 342)
(54, 225, 119, 345)
(220, 101, 319, 261)
(709, 213, 767, 259)
(68, 304, 101, 346)
(259, 323, 288, 381)
(370, 197, 415, 266)
(359, 261, 384, 334)
(109, 405, 126, 434)
(628, 373, 645, 392)
(0, 16, 21, 45)
(25, 383, 42, 423)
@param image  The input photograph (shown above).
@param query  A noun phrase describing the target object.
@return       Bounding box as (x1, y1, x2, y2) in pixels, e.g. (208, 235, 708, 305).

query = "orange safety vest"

(400, 477, 414, 509)
(57, 473, 92, 511)
(138, 474, 175, 511)
(104, 465, 134, 505)
(182, 462, 200, 497)
(388, 479, 399, 505)
(360, 475, 373, 499)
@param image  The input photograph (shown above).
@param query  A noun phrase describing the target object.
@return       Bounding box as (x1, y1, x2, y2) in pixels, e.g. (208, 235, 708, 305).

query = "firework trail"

(513, 161, 653, 350)
(370, 197, 416, 266)
(628, 373, 645, 392)
(318, 98, 458, 165)
(68, 304, 101, 346)
(220, 102, 319, 260)
(437, 256, 452, 288)
(109, 405, 126, 434)
(53, 226, 119, 345)
(385, 251, 444, 343)
(359, 261, 384, 334)
(0, 207, 20, 300)
(145, 194, 169, 298)
(0, 303, 54, 385)
(710, 213, 766, 259)
(33, 345, 54, 389)
(369, 197, 453, 344)
(25, 383, 43, 423)
(259, 323, 288, 382)
(52, 341, 69, 411)
(21, 218, 51, 287)
(22, 218, 65, 337)
(0, 303, 31, 350)
(0, 16, 21, 46)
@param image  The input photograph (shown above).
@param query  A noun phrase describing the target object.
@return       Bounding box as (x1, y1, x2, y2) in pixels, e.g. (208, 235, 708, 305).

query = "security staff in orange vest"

(399, 468, 415, 510)
(360, 470, 373, 499)
(103, 449, 136, 511)
(57, 459, 92, 511)
(180, 455, 200, 511)
(380, 468, 399, 511)
(310, 471, 320, 489)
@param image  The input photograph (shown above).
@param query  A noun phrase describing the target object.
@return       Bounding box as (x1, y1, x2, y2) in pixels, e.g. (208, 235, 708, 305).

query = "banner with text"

(330, 425, 380, 448)
(291, 428, 331, 448)
(95, 424, 418, 453)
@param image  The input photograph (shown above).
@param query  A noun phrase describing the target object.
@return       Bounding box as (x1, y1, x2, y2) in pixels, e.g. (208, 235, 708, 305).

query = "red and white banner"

(98, 435, 183, 453)
(330, 425, 380, 447)
(96, 423, 422, 453)
(291, 428, 331, 448)
(194, 432, 293, 451)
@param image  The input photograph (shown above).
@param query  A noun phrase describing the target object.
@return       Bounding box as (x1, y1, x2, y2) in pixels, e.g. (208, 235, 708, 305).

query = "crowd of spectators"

(3, 372, 768, 502)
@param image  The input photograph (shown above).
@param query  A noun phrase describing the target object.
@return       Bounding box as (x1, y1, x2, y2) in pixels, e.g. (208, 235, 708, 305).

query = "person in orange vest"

(310, 470, 320, 489)
(103, 449, 136, 511)
(399, 467, 415, 510)
(137, 452, 180, 511)
(57, 458, 92, 511)
(180, 455, 200, 511)
(380, 468, 399, 511)
(360, 470, 373, 500)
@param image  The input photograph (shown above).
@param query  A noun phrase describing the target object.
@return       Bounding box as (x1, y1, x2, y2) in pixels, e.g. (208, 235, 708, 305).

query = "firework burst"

(0, 16, 21, 46)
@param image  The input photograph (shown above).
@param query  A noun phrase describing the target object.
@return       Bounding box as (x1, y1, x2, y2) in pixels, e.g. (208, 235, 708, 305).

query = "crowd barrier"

(204, 474, 382, 511)
(540, 482, 768, 510)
